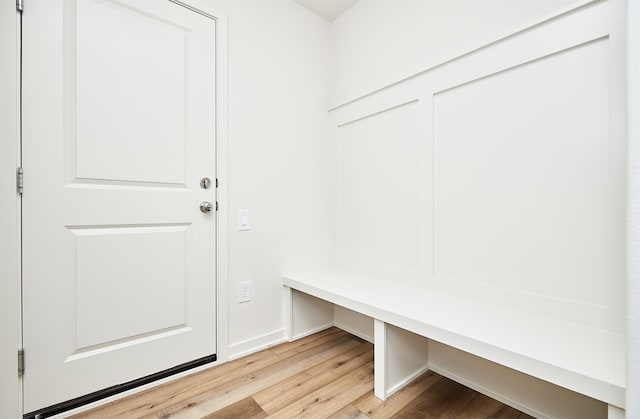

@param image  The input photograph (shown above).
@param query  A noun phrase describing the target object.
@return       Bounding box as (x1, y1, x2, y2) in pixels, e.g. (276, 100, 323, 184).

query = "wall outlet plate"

(238, 281, 251, 303)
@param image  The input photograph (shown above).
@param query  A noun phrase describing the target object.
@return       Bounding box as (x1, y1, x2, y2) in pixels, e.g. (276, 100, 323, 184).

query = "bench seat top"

(283, 268, 625, 407)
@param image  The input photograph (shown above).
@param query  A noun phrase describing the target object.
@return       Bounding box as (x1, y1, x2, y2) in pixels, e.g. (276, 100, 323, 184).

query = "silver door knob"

(200, 201, 214, 213)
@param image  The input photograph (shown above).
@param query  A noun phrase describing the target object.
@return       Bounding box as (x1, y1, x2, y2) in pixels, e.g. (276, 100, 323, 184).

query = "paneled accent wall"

(334, 100, 421, 273)
(329, 0, 626, 334)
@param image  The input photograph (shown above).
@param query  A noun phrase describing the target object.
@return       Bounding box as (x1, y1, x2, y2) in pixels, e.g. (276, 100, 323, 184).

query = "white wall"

(330, 0, 581, 108)
(202, 0, 331, 358)
(0, 2, 20, 418)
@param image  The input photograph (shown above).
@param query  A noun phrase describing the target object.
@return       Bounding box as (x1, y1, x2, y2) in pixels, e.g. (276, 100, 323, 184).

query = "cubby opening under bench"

(283, 268, 626, 418)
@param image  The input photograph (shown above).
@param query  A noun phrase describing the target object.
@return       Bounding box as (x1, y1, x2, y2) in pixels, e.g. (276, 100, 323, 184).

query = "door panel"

(72, 225, 188, 349)
(22, 0, 217, 412)
(75, 0, 187, 184)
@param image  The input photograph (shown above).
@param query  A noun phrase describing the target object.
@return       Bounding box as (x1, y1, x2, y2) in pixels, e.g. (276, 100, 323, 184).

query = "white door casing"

(22, 0, 217, 412)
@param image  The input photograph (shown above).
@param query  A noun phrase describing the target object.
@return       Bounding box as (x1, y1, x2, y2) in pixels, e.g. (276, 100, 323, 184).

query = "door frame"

(0, 2, 22, 419)
(0, 1, 229, 416)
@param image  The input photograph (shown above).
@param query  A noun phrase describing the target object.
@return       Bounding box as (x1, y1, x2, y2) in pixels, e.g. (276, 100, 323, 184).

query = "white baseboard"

(428, 364, 542, 418)
(291, 322, 334, 341)
(333, 321, 374, 343)
(386, 365, 430, 398)
(227, 328, 288, 360)
(428, 341, 607, 419)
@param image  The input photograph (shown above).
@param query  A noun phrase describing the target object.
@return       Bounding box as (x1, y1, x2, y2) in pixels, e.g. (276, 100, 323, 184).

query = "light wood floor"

(72, 328, 534, 418)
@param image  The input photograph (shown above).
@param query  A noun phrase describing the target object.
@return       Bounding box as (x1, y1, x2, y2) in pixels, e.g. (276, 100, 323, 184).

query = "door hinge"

(18, 348, 24, 376)
(216, 201, 219, 211)
(215, 178, 219, 188)
(16, 0, 23, 13)
(17, 167, 23, 195)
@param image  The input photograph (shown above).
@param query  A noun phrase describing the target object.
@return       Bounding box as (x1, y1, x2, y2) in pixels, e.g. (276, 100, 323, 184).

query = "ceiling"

(293, 0, 359, 22)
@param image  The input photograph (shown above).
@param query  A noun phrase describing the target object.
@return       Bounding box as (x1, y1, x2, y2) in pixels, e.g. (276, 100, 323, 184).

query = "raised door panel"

(71, 225, 189, 351)
(74, 0, 188, 184)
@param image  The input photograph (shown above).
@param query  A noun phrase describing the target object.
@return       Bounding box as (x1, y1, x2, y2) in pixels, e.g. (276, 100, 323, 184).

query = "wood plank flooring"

(71, 328, 533, 418)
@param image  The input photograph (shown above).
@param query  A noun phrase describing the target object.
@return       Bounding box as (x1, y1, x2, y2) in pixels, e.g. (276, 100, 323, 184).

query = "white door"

(21, 0, 217, 413)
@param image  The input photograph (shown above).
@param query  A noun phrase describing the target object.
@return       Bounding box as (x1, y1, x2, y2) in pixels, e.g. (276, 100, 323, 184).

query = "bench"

(283, 268, 626, 418)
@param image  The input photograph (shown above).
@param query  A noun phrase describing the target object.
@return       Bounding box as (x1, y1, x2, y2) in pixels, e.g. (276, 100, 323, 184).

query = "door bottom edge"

(24, 353, 217, 419)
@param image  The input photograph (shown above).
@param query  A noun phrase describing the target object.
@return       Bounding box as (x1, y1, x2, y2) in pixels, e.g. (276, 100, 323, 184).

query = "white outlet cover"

(238, 281, 251, 303)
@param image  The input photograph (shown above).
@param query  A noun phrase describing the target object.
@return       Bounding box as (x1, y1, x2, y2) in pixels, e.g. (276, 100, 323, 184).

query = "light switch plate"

(238, 210, 250, 231)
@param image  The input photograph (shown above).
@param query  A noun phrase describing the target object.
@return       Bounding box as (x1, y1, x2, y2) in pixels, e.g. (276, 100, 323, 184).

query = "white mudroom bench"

(283, 268, 626, 418)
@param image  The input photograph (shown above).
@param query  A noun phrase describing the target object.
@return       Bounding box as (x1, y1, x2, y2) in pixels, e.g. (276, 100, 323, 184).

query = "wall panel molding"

(329, 0, 626, 334)
(336, 98, 418, 128)
(328, 0, 602, 111)
(430, 33, 623, 331)
(333, 100, 422, 273)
